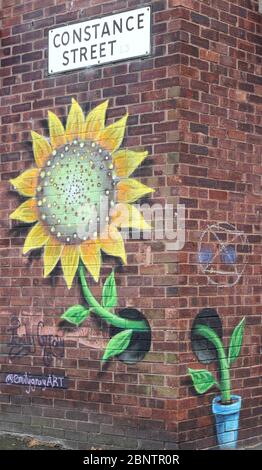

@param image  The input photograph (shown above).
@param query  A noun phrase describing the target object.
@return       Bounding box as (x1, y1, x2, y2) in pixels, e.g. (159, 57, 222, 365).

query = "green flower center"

(36, 140, 116, 244)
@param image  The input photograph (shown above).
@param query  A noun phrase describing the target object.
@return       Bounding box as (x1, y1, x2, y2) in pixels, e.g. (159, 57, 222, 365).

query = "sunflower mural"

(9, 99, 153, 364)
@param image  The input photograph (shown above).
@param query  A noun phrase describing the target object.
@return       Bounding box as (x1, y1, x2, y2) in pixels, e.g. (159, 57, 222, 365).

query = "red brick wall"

(0, 0, 261, 450)
(175, 0, 262, 449)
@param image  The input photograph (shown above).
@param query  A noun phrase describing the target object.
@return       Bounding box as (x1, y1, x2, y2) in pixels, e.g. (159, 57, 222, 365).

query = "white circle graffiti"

(198, 223, 248, 287)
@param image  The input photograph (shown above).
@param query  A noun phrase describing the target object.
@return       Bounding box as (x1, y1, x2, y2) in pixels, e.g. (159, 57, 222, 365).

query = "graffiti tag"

(7, 316, 64, 366)
(198, 222, 248, 287)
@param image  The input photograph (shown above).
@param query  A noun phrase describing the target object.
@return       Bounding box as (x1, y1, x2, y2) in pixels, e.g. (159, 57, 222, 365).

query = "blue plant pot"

(212, 395, 241, 449)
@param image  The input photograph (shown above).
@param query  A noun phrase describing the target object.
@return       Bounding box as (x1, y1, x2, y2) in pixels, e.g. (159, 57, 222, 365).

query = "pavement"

(0, 433, 261, 450)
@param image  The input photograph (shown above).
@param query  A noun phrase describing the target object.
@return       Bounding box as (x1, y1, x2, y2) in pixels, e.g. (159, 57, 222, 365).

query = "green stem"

(78, 265, 148, 331)
(195, 325, 231, 403)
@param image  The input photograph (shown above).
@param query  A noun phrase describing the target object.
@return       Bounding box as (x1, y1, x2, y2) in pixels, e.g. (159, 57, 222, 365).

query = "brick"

(12, 23, 32, 35)
(2, 36, 21, 47)
(190, 145, 209, 155)
(228, 129, 246, 141)
(191, 12, 209, 26)
(209, 190, 228, 201)
(190, 123, 208, 135)
(199, 49, 220, 63)
(180, 43, 199, 58)
(13, 43, 32, 54)
(11, 103, 31, 113)
(211, 19, 228, 33)
(153, 386, 178, 398)
(23, 9, 43, 21)
(1, 56, 20, 66)
(22, 51, 42, 63)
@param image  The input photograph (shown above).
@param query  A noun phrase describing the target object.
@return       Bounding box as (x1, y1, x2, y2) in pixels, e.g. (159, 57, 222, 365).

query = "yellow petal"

(98, 113, 128, 153)
(10, 168, 39, 197)
(23, 222, 49, 254)
(10, 198, 38, 223)
(48, 111, 66, 149)
(80, 240, 101, 282)
(61, 245, 80, 289)
(111, 203, 151, 230)
(100, 224, 127, 264)
(31, 131, 52, 168)
(117, 178, 154, 203)
(84, 100, 109, 141)
(44, 236, 63, 277)
(113, 149, 148, 177)
(66, 98, 85, 143)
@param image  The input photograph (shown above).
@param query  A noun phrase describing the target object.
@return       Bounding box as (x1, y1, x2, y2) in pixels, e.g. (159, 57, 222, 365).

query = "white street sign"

(48, 7, 151, 75)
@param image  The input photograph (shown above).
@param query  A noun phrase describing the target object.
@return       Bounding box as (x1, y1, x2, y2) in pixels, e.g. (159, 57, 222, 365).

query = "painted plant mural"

(10, 99, 153, 364)
(189, 309, 246, 449)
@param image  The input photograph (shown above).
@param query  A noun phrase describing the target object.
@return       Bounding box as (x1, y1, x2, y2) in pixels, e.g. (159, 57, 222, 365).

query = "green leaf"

(61, 305, 91, 326)
(102, 271, 117, 309)
(188, 368, 218, 394)
(228, 317, 245, 367)
(102, 329, 133, 364)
